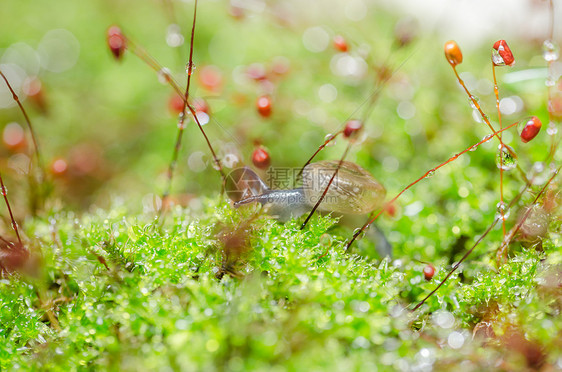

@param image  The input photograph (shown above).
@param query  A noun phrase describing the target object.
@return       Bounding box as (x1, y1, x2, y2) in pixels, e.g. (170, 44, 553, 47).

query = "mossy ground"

(1, 198, 561, 371)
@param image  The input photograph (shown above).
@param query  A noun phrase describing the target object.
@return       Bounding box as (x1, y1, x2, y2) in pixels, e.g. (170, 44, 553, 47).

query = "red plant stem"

(0, 173, 23, 247)
(413, 164, 561, 311)
(300, 142, 351, 230)
(412, 217, 500, 311)
(492, 65, 506, 236)
(345, 119, 520, 251)
(0, 70, 44, 173)
(160, 0, 201, 214)
(452, 67, 501, 142)
(297, 131, 343, 181)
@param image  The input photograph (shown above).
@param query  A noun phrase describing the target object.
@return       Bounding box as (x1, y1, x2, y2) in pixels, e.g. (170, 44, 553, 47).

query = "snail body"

(228, 160, 386, 221)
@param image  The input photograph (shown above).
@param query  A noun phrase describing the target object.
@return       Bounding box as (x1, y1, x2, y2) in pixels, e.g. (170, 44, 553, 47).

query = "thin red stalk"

(0, 173, 23, 246)
(159, 0, 200, 215)
(345, 120, 520, 251)
(300, 143, 351, 230)
(296, 131, 343, 181)
(125, 38, 184, 96)
(0, 70, 44, 173)
(412, 217, 500, 311)
(492, 65, 506, 236)
(413, 164, 561, 311)
(128, 39, 224, 178)
(451, 67, 514, 159)
(297, 53, 407, 183)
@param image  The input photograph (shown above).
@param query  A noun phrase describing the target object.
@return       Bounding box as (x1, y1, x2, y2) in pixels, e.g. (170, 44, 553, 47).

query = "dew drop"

(0, 186, 7, 196)
(212, 161, 222, 171)
(157, 67, 172, 84)
(472, 109, 483, 123)
(469, 95, 480, 109)
(546, 76, 556, 87)
(542, 40, 560, 62)
(496, 201, 510, 220)
(425, 170, 435, 178)
(324, 133, 336, 147)
(495, 144, 517, 171)
(185, 62, 196, 75)
(491, 49, 505, 66)
(352, 227, 366, 239)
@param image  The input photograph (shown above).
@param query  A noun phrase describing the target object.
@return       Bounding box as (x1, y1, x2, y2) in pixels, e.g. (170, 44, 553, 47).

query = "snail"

(225, 160, 386, 222)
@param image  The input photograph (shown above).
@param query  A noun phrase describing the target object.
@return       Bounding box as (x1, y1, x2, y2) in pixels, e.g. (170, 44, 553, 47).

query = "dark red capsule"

(50, 158, 68, 176)
(343, 119, 363, 140)
(492, 40, 515, 66)
(252, 147, 271, 169)
(107, 26, 126, 60)
(519, 116, 542, 143)
(169, 94, 184, 115)
(423, 264, 435, 281)
(256, 95, 272, 117)
(333, 35, 349, 53)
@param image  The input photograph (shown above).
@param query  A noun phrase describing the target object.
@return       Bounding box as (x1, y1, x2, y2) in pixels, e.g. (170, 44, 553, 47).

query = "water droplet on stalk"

(495, 144, 517, 171)
(185, 62, 196, 75)
(324, 133, 336, 147)
(542, 40, 560, 62)
(212, 162, 221, 171)
(468, 95, 479, 109)
(426, 170, 435, 178)
(496, 201, 510, 220)
(157, 67, 172, 84)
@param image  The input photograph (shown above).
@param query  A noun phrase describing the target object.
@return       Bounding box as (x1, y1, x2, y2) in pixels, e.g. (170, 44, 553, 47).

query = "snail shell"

(302, 160, 386, 214)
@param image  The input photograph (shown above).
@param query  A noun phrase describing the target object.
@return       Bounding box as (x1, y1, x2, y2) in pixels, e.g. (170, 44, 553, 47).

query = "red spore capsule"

(423, 264, 435, 281)
(252, 147, 271, 169)
(492, 40, 514, 66)
(169, 94, 184, 115)
(343, 119, 363, 140)
(199, 65, 223, 93)
(51, 158, 68, 176)
(256, 95, 272, 117)
(333, 35, 349, 53)
(444, 40, 462, 67)
(519, 116, 542, 143)
(107, 26, 126, 60)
